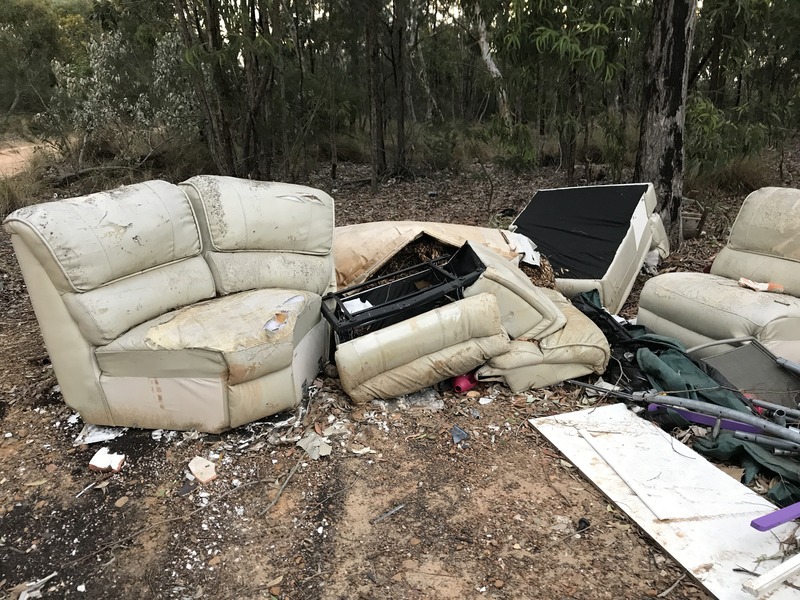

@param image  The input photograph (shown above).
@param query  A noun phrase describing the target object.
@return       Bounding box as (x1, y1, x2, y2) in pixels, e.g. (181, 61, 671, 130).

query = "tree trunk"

(634, 0, 697, 244)
(367, 0, 386, 193)
(475, 3, 511, 129)
(392, 0, 408, 176)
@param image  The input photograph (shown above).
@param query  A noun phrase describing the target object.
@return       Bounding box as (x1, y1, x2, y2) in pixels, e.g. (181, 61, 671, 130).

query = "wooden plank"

(531, 404, 800, 600)
(743, 553, 800, 597)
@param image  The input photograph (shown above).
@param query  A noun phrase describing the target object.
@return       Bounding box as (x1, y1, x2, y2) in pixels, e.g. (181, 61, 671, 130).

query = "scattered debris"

(73, 424, 127, 446)
(372, 387, 444, 412)
(743, 552, 800, 597)
(176, 480, 199, 497)
(738, 277, 784, 294)
(451, 425, 469, 444)
(114, 496, 129, 508)
(576, 517, 590, 532)
(452, 373, 477, 393)
(478, 397, 493, 405)
(10, 571, 57, 600)
(296, 431, 332, 460)
(88, 447, 125, 473)
(371, 503, 405, 524)
(188, 457, 217, 483)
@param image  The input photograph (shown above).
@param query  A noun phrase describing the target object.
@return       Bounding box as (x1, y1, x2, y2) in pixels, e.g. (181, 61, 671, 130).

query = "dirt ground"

(0, 142, 37, 178)
(0, 157, 792, 599)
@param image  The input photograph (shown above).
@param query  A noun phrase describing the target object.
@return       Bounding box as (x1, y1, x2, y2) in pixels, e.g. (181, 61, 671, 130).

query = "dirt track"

(0, 143, 36, 177)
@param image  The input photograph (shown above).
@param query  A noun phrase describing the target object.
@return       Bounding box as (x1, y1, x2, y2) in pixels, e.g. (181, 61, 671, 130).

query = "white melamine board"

(531, 403, 800, 600)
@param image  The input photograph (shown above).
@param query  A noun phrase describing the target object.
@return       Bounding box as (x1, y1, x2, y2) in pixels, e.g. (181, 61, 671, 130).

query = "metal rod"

(566, 380, 800, 446)
(750, 398, 800, 421)
(733, 431, 800, 452)
(777, 357, 800, 378)
(643, 395, 800, 446)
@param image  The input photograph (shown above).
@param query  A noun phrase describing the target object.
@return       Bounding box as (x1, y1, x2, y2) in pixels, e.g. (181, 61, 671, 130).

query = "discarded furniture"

(3, 176, 334, 432)
(638, 187, 800, 362)
(688, 338, 800, 409)
(332, 221, 540, 289)
(336, 292, 511, 404)
(476, 288, 610, 392)
(510, 183, 667, 314)
(332, 241, 609, 402)
(323, 243, 487, 344)
(533, 404, 800, 600)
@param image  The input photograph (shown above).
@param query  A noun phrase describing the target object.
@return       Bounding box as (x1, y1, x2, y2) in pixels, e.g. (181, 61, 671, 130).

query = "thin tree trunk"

(367, 0, 386, 192)
(392, 0, 408, 176)
(634, 0, 697, 243)
(474, 3, 511, 128)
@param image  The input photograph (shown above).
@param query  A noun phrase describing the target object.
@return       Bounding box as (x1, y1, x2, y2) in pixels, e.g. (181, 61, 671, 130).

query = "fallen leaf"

(266, 575, 283, 587)
(208, 556, 221, 566)
(24, 479, 47, 487)
(114, 496, 129, 508)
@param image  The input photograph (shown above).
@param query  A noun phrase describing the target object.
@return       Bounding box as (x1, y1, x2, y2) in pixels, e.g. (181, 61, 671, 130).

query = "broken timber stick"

(743, 552, 800, 597)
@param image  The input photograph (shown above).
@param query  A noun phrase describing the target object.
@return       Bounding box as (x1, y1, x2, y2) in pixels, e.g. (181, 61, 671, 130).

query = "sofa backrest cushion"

(711, 187, 800, 296)
(181, 175, 335, 295)
(462, 242, 566, 340)
(4, 180, 204, 292)
(4, 180, 216, 345)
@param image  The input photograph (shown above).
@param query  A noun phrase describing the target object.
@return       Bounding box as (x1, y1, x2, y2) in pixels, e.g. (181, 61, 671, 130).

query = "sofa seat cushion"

(336, 292, 511, 403)
(96, 289, 321, 385)
(638, 272, 800, 353)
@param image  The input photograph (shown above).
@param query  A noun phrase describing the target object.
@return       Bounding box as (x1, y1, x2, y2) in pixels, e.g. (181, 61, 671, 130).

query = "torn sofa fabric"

(332, 221, 541, 289)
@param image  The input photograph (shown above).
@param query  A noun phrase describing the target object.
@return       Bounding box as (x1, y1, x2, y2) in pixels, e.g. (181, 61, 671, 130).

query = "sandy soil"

(0, 143, 37, 178)
(0, 159, 784, 599)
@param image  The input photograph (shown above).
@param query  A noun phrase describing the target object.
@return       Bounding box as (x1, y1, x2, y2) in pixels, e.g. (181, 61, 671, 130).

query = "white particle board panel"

(531, 403, 800, 600)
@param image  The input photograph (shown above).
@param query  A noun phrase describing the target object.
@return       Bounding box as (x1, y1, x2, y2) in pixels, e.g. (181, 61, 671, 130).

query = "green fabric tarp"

(572, 290, 800, 507)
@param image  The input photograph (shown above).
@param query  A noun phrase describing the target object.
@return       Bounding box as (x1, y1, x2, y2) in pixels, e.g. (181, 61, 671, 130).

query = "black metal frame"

(322, 243, 486, 344)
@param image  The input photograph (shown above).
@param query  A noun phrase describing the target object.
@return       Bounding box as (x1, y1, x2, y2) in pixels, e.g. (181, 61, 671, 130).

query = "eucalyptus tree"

(634, 0, 697, 239)
(0, 0, 61, 120)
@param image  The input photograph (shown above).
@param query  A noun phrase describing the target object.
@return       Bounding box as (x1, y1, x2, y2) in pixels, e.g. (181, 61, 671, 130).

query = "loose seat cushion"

(336, 293, 511, 403)
(96, 289, 322, 385)
(638, 272, 800, 358)
(476, 289, 610, 391)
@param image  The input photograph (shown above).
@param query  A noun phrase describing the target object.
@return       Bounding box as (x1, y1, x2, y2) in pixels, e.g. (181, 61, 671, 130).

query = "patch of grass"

(687, 155, 777, 194)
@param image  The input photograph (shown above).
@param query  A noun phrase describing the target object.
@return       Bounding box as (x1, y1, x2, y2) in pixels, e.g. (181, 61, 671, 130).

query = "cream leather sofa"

(4, 176, 334, 432)
(335, 242, 610, 402)
(638, 187, 800, 362)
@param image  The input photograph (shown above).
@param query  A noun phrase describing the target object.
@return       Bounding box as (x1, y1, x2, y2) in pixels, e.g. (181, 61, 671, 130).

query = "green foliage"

(0, 0, 61, 117)
(685, 94, 768, 179)
(0, 0, 795, 187)
(36, 28, 200, 169)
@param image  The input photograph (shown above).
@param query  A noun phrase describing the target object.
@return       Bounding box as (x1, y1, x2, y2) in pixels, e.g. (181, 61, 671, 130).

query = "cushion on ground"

(476, 289, 610, 391)
(336, 292, 511, 404)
